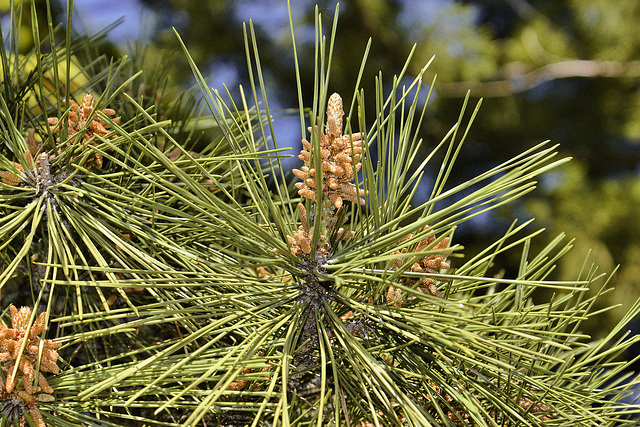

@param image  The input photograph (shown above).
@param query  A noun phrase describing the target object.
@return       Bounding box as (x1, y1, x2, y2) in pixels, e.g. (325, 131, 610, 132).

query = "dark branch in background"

(437, 59, 640, 98)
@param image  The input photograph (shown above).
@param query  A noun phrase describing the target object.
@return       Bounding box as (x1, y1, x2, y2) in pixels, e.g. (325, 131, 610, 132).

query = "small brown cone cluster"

(48, 93, 120, 168)
(286, 203, 355, 257)
(0, 162, 26, 186)
(0, 306, 60, 427)
(293, 93, 366, 210)
(0, 130, 46, 186)
(287, 203, 328, 257)
(387, 226, 450, 307)
(515, 397, 556, 422)
(423, 379, 469, 424)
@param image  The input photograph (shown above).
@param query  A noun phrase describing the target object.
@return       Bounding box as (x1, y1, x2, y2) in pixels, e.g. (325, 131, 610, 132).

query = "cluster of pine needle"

(0, 2, 638, 426)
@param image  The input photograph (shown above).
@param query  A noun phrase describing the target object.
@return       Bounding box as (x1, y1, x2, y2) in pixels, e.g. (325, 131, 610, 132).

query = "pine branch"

(0, 2, 638, 426)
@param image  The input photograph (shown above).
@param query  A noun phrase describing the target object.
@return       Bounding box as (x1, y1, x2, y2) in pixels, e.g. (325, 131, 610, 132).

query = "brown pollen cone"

(286, 204, 330, 257)
(48, 93, 120, 168)
(293, 93, 366, 210)
(0, 162, 25, 186)
(0, 306, 61, 427)
(387, 227, 451, 307)
(0, 306, 61, 395)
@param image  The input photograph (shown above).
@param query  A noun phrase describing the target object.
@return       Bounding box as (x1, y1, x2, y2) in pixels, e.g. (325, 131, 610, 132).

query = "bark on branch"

(437, 59, 640, 98)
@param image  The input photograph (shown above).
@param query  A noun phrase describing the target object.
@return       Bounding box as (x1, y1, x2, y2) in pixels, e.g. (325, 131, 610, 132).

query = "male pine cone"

(293, 93, 367, 210)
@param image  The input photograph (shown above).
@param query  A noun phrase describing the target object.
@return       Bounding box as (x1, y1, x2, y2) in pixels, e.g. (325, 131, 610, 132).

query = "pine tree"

(0, 2, 638, 426)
